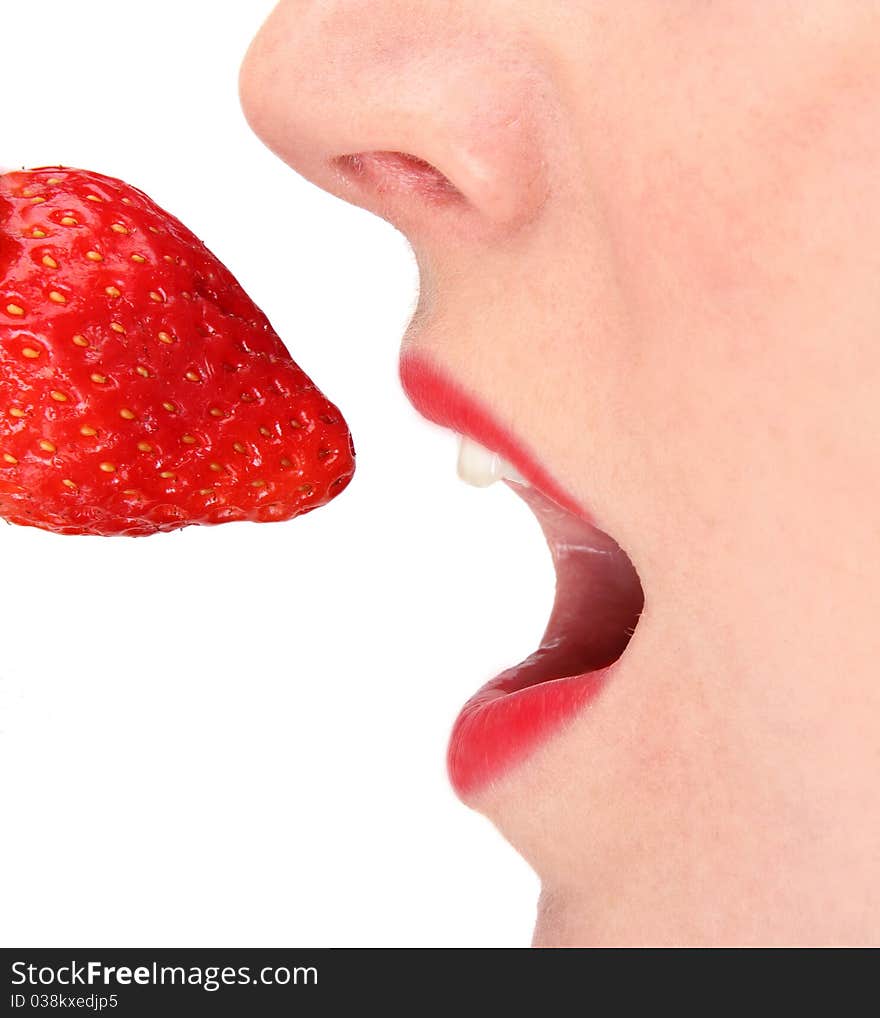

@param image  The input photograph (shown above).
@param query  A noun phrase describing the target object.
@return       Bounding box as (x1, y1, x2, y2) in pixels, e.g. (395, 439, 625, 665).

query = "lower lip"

(399, 351, 609, 798)
(448, 661, 613, 798)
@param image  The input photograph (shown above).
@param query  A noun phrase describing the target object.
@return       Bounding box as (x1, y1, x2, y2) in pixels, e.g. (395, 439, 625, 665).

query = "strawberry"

(0, 166, 354, 536)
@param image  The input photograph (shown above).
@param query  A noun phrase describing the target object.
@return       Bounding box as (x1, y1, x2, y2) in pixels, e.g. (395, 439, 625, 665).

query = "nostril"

(333, 151, 466, 207)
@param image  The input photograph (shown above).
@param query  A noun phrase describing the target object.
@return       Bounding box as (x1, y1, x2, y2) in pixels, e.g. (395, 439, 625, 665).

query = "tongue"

(493, 482, 643, 694)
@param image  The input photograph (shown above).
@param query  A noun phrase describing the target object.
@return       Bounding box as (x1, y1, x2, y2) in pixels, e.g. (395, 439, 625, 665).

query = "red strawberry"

(0, 166, 354, 536)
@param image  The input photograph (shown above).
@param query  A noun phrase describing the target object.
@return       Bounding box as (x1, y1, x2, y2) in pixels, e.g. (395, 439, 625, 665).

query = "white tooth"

(457, 436, 526, 488)
(457, 437, 499, 487)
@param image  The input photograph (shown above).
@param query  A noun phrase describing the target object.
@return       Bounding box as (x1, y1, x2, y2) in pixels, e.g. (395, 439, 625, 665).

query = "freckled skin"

(241, 1, 880, 943)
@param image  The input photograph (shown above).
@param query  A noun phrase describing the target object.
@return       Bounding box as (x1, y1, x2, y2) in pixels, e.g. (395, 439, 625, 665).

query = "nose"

(239, 0, 552, 239)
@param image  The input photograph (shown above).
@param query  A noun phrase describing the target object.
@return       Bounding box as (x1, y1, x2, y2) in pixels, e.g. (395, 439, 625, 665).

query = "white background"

(0, 0, 553, 946)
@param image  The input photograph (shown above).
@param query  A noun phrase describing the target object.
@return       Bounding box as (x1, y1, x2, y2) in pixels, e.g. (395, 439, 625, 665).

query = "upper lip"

(399, 348, 585, 519)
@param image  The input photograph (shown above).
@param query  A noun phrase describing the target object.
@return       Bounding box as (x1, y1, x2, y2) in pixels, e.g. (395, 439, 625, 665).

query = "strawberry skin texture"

(0, 166, 354, 536)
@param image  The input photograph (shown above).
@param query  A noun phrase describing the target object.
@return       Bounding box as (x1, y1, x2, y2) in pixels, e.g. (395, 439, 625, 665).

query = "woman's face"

(240, 1, 880, 944)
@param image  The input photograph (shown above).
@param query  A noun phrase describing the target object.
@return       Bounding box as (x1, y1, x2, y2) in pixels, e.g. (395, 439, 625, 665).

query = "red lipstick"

(399, 352, 643, 798)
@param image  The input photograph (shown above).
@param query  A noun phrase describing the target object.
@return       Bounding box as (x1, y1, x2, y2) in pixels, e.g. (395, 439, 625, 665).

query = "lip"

(399, 350, 629, 798)
(399, 351, 584, 519)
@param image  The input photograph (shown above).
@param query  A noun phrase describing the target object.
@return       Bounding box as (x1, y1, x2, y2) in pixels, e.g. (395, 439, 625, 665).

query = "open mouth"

(401, 352, 644, 797)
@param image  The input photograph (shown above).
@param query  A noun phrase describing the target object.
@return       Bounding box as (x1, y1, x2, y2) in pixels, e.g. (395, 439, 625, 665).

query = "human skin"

(240, 1, 880, 945)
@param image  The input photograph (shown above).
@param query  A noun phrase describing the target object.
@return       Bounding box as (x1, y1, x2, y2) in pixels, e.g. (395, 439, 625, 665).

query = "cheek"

(598, 119, 807, 349)
(576, 39, 876, 462)
(633, 162, 784, 314)
(589, 14, 880, 348)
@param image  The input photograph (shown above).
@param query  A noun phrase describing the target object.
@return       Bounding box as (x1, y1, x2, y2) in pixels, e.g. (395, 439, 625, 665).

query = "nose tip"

(239, 0, 552, 236)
